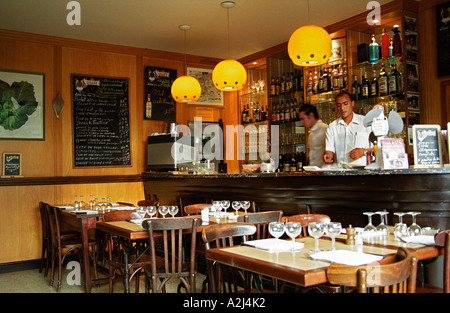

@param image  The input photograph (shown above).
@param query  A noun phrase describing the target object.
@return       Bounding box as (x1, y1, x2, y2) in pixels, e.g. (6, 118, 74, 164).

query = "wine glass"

(79, 195, 85, 210)
(147, 206, 157, 218)
(105, 197, 112, 211)
(94, 198, 101, 211)
(158, 206, 169, 218)
(308, 222, 325, 253)
(241, 201, 251, 214)
(168, 205, 179, 218)
(73, 195, 79, 211)
(376, 211, 390, 238)
(88, 195, 95, 210)
(407, 212, 421, 236)
(393, 212, 407, 240)
(221, 200, 230, 214)
(326, 222, 342, 251)
(363, 212, 377, 233)
(268, 222, 285, 240)
(232, 201, 241, 216)
(136, 207, 146, 221)
(285, 222, 302, 250)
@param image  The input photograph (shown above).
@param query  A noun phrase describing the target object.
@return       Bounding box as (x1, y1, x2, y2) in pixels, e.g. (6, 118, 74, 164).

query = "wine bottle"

(370, 70, 378, 98)
(307, 71, 313, 96)
(352, 75, 360, 100)
(270, 77, 276, 96)
(242, 104, 249, 123)
(332, 65, 340, 90)
(312, 69, 319, 95)
(361, 72, 370, 99)
(378, 63, 389, 96)
(388, 64, 399, 95)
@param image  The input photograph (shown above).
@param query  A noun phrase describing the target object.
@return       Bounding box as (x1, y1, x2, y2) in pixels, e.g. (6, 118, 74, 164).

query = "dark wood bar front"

(142, 168, 450, 230)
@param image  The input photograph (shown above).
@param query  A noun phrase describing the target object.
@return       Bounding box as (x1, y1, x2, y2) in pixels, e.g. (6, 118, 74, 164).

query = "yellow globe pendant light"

(212, 1, 247, 91)
(287, 1, 332, 67)
(171, 24, 202, 102)
(171, 75, 201, 102)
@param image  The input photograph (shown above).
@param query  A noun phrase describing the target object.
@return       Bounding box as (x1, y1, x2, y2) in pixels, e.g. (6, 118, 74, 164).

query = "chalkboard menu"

(72, 75, 131, 167)
(143, 66, 177, 121)
(2, 153, 22, 177)
(412, 125, 443, 168)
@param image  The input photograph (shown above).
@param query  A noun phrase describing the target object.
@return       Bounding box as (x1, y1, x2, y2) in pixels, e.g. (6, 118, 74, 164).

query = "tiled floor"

(0, 266, 207, 293)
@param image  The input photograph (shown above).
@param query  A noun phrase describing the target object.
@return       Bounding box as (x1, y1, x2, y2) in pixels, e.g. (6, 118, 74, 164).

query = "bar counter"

(142, 168, 450, 230)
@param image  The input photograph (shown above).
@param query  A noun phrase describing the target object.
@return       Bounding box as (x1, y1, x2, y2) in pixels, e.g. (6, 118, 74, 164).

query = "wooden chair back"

(241, 211, 283, 240)
(202, 223, 257, 292)
(184, 203, 211, 215)
(326, 247, 418, 293)
(435, 230, 450, 293)
(102, 209, 136, 222)
(137, 199, 159, 207)
(145, 217, 202, 293)
(282, 214, 331, 237)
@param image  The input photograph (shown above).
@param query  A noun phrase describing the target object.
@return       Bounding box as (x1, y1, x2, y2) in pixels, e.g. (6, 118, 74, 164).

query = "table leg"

(120, 238, 131, 293)
(80, 219, 92, 293)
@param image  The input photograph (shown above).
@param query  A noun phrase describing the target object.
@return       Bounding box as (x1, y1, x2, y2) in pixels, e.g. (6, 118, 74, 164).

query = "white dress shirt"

(325, 113, 371, 167)
(308, 120, 328, 167)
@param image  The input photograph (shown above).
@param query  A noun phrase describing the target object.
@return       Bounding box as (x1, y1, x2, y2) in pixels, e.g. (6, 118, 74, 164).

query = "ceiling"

(0, 0, 394, 60)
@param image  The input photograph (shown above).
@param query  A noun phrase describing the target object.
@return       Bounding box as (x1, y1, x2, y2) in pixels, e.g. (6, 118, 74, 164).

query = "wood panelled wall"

(0, 30, 239, 264)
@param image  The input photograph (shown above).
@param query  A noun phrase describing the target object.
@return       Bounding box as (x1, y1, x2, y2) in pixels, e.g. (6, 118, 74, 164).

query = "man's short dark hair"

(299, 103, 319, 120)
(335, 90, 355, 102)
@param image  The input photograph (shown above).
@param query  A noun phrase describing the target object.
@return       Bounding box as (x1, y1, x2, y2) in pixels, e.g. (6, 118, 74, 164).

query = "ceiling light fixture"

(171, 24, 202, 102)
(287, 0, 332, 67)
(212, 1, 247, 91)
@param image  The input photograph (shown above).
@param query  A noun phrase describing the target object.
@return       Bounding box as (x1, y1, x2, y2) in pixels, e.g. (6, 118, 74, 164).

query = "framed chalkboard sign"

(143, 66, 177, 121)
(2, 153, 22, 177)
(412, 125, 443, 168)
(72, 74, 131, 167)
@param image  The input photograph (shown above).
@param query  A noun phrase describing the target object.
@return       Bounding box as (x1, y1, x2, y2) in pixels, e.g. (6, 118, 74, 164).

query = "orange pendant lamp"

(171, 24, 202, 102)
(287, 1, 332, 66)
(212, 1, 247, 91)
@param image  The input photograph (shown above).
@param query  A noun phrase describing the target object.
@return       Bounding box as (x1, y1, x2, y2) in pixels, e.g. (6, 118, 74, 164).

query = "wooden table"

(60, 209, 108, 293)
(204, 234, 441, 292)
(95, 214, 242, 293)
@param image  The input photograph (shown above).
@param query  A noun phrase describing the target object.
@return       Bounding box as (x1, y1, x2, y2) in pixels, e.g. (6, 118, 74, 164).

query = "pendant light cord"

(227, 7, 231, 59)
(184, 29, 187, 74)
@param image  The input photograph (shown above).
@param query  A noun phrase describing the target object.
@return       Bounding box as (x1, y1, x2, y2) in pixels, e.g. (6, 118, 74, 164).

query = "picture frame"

(436, 1, 450, 77)
(0, 69, 45, 140)
(2, 153, 22, 177)
(329, 38, 346, 62)
(187, 67, 223, 106)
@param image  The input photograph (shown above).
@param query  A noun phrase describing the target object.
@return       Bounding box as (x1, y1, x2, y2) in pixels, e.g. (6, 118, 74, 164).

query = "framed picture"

(329, 38, 346, 62)
(2, 153, 22, 177)
(436, 1, 450, 77)
(187, 67, 223, 106)
(0, 70, 45, 140)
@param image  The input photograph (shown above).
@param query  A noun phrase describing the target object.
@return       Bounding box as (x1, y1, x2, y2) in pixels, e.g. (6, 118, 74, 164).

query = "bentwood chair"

(137, 199, 159, 207)
(47, 205, 96, 291)
(184, 203, 211, 215)
(144, 217, 202, 293)
(282, 214, 331, 237)
(202, 223, 257, 293)
(326, 247, 418, 293)
(102, 209, 153, 293)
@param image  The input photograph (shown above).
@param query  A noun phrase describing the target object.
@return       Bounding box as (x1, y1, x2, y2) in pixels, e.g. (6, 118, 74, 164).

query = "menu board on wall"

(412, 124, 443, 168)
(72, 75, 131, 167)
(143, 66, 177, 121)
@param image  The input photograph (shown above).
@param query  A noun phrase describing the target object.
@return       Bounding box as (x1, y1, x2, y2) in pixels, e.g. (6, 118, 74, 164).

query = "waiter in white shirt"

(299, 104, 328, 167)
(323, 91, 371, 167)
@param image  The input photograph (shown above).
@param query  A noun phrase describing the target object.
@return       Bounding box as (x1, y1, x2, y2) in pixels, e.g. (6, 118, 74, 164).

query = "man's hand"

(323, 151, 335, 164)
(349, 148, 365, 160)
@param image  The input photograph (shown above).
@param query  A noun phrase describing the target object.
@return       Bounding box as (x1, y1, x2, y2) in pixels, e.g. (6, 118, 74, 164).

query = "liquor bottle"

(146, 94, 152, 118)
(370, 70, 378, 98)
(297, 152, 304, 171)
(369, 34, 380, 64)
(242, 104, 249, 123)
(261, 104, 268, 121)
(270, 77, 276, 96)
(283, 154, 291, 172)
(276, 77, 281, 95)
(351, 75, 360, 100)
(284, 100, 291, 123)
(321, 67, 328, 92)
(279, 101, 285, 124)
(281, 73, 286, 94)
(388, 64, 399, 95)
(338, 64, 344, 89)
(378, 63, 389, 96)
(312, 69, 319, 95)
(271, 102, 277, 124)
(318, 69, 324, 93)
(332, 65, 340, 90)
(255, 102, 261, 122)
(392, 25, 402, 55)
(290, 153, 297, 172)
(381, 28, 390, 59)
(361, 72, 370, 99)
(277, 154, 284, 172)
(307, 71, 314, 96)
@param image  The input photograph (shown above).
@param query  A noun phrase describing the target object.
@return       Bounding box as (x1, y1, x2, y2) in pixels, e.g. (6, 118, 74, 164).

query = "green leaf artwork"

(0, 79, 38, 131)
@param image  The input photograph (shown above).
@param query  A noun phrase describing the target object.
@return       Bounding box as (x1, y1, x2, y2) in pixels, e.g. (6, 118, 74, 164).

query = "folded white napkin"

(244, 238, 304, 252)
(55, 205, 74, 210)
(310, 250, 383, 266)
(72, 210, 98, 214)
(401, 235, 435, 246)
